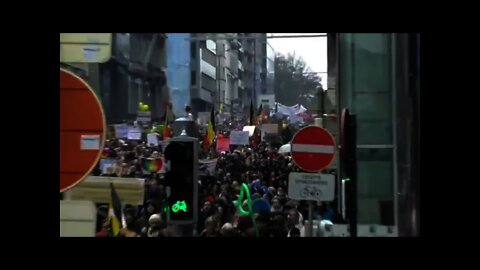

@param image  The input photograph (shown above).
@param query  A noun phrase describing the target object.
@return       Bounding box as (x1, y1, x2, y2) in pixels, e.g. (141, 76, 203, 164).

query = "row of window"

(190, 39, 268, 60)
(189, 69, 267, 93)
(189, 70, 267, 86)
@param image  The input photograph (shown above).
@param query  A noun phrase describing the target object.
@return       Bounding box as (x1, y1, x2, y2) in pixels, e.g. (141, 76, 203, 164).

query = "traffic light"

(164, 136, 198, 224)
(340, 108, 357, 237)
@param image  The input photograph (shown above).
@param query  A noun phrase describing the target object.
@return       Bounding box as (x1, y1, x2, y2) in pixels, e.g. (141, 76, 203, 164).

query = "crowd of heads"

(196, 141, 325, 237)
(94, 127, 337, 237)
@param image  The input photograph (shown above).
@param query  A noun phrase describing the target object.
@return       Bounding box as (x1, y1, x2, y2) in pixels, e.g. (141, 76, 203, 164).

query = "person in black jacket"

(134, 200, 159, 235)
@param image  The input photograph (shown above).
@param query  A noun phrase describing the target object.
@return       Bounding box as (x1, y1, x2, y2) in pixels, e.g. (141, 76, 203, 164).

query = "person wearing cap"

(287, 208, 305, 237)
(146, 213, 167, 237)
(135, 200, 159, 234)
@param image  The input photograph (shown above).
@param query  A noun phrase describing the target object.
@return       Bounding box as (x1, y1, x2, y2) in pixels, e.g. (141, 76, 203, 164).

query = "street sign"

(291, 125, 336, 172)
(288, 172, 335, 201)
(60, 68, 106, 193)
(60, 33, 112, 63)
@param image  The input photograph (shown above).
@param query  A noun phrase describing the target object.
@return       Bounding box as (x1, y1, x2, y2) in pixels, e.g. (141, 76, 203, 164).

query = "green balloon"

(234, 183, 252, 216)
(233, 183, 259, 236)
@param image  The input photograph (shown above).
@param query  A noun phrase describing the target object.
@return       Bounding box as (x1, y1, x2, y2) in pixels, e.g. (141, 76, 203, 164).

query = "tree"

(274, 52, 323, 107)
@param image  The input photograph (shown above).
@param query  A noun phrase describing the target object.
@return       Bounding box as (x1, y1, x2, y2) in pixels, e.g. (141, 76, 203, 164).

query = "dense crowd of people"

(92, 124, 338, 237)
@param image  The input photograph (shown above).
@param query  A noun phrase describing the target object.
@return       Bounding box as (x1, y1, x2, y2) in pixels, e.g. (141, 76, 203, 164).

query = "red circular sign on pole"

(60, 68, 106, 193)
(291, 125, 336, 172)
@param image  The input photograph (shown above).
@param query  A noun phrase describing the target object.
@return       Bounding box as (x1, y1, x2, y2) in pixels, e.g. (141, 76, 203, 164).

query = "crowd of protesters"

(91, 122, 338, 237)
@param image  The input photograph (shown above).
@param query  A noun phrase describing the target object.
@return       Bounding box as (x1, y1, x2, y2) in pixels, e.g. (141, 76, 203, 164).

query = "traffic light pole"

(164, 130, 199, 236)
(345, 113, 357, 237)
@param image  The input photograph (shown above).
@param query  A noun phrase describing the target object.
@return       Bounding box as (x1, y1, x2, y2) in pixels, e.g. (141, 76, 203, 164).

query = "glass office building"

(337, 33, 420, 236)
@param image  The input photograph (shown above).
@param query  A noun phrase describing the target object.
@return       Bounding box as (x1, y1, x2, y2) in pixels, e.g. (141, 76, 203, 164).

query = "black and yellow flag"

(257, 104, 263, 116)
(109, 183, 123, 236)
(204, 106, 216, 149)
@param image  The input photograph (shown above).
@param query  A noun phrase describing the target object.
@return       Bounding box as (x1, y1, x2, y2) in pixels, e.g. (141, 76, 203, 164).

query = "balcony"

(200, 59, 216, 80)
(191, 87, 213, 103)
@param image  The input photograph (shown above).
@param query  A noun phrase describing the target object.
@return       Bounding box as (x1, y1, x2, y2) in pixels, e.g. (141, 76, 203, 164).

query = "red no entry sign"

(291, 126, 336, 172)
(60, 68, 106, 192)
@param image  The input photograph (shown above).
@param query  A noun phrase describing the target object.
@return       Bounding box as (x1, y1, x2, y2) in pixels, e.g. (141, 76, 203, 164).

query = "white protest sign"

(230, 131, 250, 145)
(127, 127, 142, 140)
(147, 133, 159, 146)
(115, 124, 128, 138)
(261, 124, 278, 134)
(242, 126, 256, 136)
(102, 163, 113, 174)
(288, 172, 335, 201)
(99, 159, 115, 171)
(199, 158, 218, 175)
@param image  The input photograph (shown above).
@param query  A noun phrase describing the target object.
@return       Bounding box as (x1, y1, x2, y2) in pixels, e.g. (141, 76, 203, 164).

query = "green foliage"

(274, 52, 323, 107)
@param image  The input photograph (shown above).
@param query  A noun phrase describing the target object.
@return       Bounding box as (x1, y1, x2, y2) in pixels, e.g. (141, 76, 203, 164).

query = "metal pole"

(346, 113, 357, 237)
(217, 44, 220, 111)
(308, 117, 324, 237)
(253, 34, 256, 109)
(321, 89, 325, 117)
(308, 201, 313, 237)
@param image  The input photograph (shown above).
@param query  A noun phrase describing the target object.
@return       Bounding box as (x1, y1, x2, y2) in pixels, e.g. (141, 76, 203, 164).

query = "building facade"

(335, 33, 420, 236)
(266, 41, 276, 96)
(237, 33, 268, 111)
(190, 33, 227, 116)
(102, 33, 168, 124)
(188, 33, 270, 121)
(166, 33, 192, 118)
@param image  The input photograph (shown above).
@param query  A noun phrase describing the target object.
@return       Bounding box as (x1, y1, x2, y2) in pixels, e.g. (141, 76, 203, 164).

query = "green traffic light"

(172, 201, 187, 213)
(342, 178, 350, 182)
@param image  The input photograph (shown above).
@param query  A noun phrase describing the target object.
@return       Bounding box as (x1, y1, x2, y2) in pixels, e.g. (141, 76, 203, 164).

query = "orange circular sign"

(60, 68, 106, 193)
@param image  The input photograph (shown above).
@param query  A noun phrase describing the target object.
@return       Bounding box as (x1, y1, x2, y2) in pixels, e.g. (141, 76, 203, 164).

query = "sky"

(267, 33, 328, 88)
